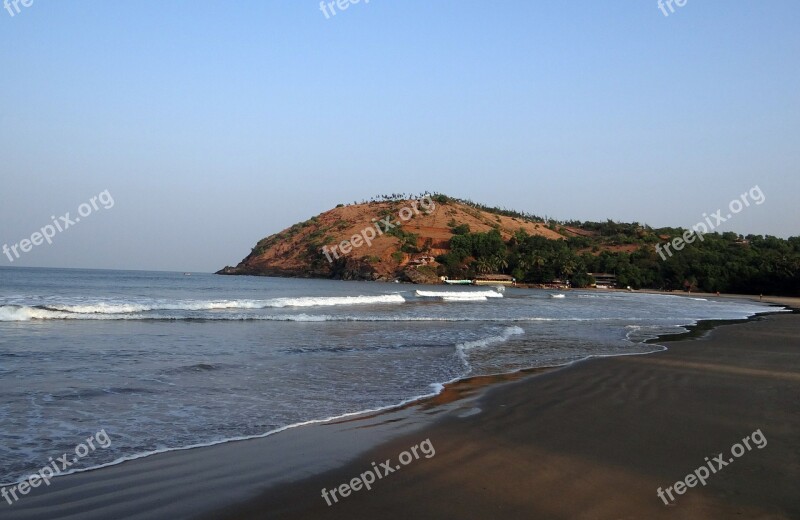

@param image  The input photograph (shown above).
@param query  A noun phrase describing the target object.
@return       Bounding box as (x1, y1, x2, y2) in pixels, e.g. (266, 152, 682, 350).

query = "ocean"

(0, 267, 778, 485)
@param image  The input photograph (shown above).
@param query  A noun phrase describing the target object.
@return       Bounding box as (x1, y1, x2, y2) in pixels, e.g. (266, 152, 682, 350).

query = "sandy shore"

(213, 302, 800, 520)
(4, 298, 798, 519)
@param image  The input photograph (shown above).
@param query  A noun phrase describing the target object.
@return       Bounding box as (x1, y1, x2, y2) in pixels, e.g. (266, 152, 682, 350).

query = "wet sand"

(215, 306, 800, 519)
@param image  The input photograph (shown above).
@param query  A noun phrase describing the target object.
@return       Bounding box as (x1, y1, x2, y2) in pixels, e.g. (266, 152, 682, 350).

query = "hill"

(217, 194, 800, 295)
(217, 195, 563, 282)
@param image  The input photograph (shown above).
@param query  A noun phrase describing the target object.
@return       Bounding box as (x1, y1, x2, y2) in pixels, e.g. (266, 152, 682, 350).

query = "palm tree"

(560, 258, 577, 279)
(532, 253, 545, 273)
(494, 254, 509, 274)
(476, 258, 492, 274)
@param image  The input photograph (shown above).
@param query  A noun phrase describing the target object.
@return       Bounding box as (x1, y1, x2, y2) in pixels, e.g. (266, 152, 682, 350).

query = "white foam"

(442, 295, 488, 302)
(416, 290, 503, 299)
(0, 308, 659, 323)
(455, 326, 525, 370)
(45, 303, 159, 314)
(266, 295, 406, 307)
(0, 295, 407, 320)
(0, 378, 453, 489)
(0, 306, 66, 321)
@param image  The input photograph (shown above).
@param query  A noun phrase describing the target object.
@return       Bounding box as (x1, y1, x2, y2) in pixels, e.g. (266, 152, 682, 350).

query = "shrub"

(451, 224, 471, 235)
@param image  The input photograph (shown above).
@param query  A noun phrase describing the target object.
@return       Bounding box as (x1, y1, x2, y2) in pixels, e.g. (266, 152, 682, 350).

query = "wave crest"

(415, 290, 503, 300)
(0, 295, 406, 321)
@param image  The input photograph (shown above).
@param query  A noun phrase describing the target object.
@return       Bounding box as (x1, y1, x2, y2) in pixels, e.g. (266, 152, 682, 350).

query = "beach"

(212, 303, 800, 520)
(4, 296, 798, 519)
(5, 2, 799, 518)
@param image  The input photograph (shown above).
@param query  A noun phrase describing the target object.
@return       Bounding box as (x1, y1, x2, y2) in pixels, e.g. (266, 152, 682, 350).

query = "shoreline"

(1, 293, 776, 488)
(0, 290, 766, 487)
(215, 306, 800, 519)
(214, 268, 798, 302)
(3, 296, 797, 519)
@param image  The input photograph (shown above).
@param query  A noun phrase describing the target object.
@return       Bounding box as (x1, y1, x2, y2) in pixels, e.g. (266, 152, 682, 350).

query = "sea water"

(0, 267, 778, 484)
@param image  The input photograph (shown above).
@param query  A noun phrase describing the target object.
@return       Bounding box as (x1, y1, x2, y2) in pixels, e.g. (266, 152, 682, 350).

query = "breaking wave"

(415, 290, 503, 300)
(455, 326, 525, 370)
(0, 295, 407, 321)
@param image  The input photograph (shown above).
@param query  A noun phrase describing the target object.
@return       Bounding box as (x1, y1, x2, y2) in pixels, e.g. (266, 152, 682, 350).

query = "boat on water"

(550, 293, 566, 298)
(443, 279, 473, 285)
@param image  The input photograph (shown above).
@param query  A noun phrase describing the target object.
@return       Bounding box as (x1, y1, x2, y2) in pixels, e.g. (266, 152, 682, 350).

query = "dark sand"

(215, 309, 800, 520)
(5, 300, 799, 520)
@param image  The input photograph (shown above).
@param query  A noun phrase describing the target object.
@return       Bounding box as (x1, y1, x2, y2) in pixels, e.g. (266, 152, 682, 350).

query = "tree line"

(434, 224, 800, 295)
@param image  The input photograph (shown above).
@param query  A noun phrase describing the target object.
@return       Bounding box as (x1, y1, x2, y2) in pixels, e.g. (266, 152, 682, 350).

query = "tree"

(494, 254, 509, 273)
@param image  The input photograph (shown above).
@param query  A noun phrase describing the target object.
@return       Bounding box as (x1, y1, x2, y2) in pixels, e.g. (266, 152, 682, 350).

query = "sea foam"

(0, 295, 406, 321)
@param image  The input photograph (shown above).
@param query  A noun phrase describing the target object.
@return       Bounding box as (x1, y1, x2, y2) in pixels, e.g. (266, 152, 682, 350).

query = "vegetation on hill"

(436, 225, 800, 295)
(218, 195, 799, 296)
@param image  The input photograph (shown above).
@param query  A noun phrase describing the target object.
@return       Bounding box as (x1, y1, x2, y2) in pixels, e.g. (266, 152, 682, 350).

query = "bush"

(451, 224, 471, 235)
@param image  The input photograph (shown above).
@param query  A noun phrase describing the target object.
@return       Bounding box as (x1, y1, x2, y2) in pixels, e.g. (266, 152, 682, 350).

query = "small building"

(409, 255, 436, 266)
(588, 272, 616, 289)
(474, 274, 516, 286)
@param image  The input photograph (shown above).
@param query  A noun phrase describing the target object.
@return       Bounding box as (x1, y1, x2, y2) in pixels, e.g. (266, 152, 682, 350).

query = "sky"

(1, 0, 798, 272)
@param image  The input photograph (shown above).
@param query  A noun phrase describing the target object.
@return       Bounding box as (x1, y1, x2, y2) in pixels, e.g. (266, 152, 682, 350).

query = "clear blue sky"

(1, 1, 798, 271)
